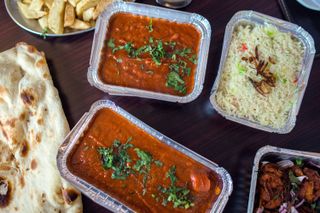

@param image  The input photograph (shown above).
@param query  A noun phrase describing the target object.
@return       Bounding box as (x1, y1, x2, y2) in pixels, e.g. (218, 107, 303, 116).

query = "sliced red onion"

(297, 175, 308, 182)
(277, 160, 294, 169)
(290, 190, 295, 198)
(295, 199, 305, 208)
(279, 203, 288, 213)
(291, 206, 299, 213)
(256, 207, 264, 213)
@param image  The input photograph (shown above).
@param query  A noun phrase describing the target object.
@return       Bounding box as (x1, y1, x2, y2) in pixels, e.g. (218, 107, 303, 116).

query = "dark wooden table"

(1, 0, 319, 212)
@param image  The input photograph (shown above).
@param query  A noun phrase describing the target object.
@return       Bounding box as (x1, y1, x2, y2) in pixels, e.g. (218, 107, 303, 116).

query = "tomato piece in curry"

(98, 13, 201, 96)
(67, 108, 222, 213)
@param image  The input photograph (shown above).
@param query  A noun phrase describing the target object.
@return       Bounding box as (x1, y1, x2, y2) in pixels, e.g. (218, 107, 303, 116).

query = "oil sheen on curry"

(99, 13, 201, 96)
(67, 108, 222, 212)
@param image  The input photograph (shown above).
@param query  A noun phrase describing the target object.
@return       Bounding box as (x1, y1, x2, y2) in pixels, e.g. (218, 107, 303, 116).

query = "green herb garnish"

(158, 166, 194, 209)
(133, 148, 152, 174)
(295, 158, 303, 167)
(166, 71, 186, 94)
(97, 137, 134, 180)
(107, 38, 115, 48)
(154, 160, 163, 167)
(147, 18, 153, 32)
(175, 48, 192, 57)
(236, 62, 247, 74)
(189, 54, 198, 64)
(165, 41, 177, 49)
(282, 78, 287, 84)
(133, 148, 163, 191)
(150, 40, 165, 65)
(289, 170, 300, 191)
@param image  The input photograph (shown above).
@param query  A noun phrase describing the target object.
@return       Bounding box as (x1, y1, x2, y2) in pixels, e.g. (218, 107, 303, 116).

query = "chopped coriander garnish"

(107, 39, 115, 48)
(154, 160, 163, 167)
(189, 54, 198, 64)
(175, 48, 192, 57)
(166, 71, 186, 94)
(150, 40, 165, 65)
(97, 138, 134, 180)
(133, 148, 163, 190)
(295, 158, 303, 167)
(165, 41, 177, 49)
(158, 166, 194, 209)
(147, 18, 153, 32)
(133, 148, 153, 174)
(289, 170, 300, 191)
(169, 63, 180, 73)
(166, 166, 177, 184)
(183, 67, 191, 76)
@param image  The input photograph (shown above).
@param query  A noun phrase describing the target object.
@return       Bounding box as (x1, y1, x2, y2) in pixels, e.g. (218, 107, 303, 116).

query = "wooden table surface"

(1, 0, 319, 212)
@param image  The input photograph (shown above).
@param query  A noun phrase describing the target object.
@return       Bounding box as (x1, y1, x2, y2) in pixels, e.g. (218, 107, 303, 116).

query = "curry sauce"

(67, 108, 222, 212)
(99, 13, 201, 96)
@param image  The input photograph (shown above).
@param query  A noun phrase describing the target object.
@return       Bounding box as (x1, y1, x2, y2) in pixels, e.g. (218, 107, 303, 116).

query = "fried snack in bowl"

(15, 0, 134, 36)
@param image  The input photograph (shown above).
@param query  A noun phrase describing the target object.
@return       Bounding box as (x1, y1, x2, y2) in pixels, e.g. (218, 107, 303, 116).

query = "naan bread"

(0, 43, 82, 212)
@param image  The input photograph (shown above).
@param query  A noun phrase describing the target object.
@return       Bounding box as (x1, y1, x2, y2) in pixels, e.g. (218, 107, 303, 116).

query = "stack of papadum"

(0, 42, 82, 212)
(17, 0, 118, 34)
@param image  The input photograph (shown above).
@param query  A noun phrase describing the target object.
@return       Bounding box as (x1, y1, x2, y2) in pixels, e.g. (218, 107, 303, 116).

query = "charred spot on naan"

(0, 142, 15, 162)
(0, 177, 12, 208)
(62, 188, 79, 204)
(5, 119, 16, 128)
(20, 140, 29, 157)
(37, 118, 44, 125)
(19, 112, 26, 121)
(36, 133, 42, 143)
(27, 45, 36, 53)
(19, 176, 25, 188)
(20, 89, 36, 106)
(35, 58, 46, 68)
(0, 123, 9, 140)
(31, 159, 37, 170)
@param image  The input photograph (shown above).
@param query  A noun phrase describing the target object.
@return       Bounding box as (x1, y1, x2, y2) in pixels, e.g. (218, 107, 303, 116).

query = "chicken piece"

(258, 163, 286, 210)
(298, 168, 320, 203)
(262, 163, 283, 177)
(292, 165, 304, 177)
(190, 170, 211, 192)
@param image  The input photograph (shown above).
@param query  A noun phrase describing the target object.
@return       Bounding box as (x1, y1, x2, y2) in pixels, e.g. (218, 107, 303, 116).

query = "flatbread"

(0, 43, 82, 212)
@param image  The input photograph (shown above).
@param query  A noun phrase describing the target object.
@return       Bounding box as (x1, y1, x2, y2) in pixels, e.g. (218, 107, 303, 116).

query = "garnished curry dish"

(67, 108, 222, 212)
(98, 13, 201, 96)
(256, 159, 320, 212)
